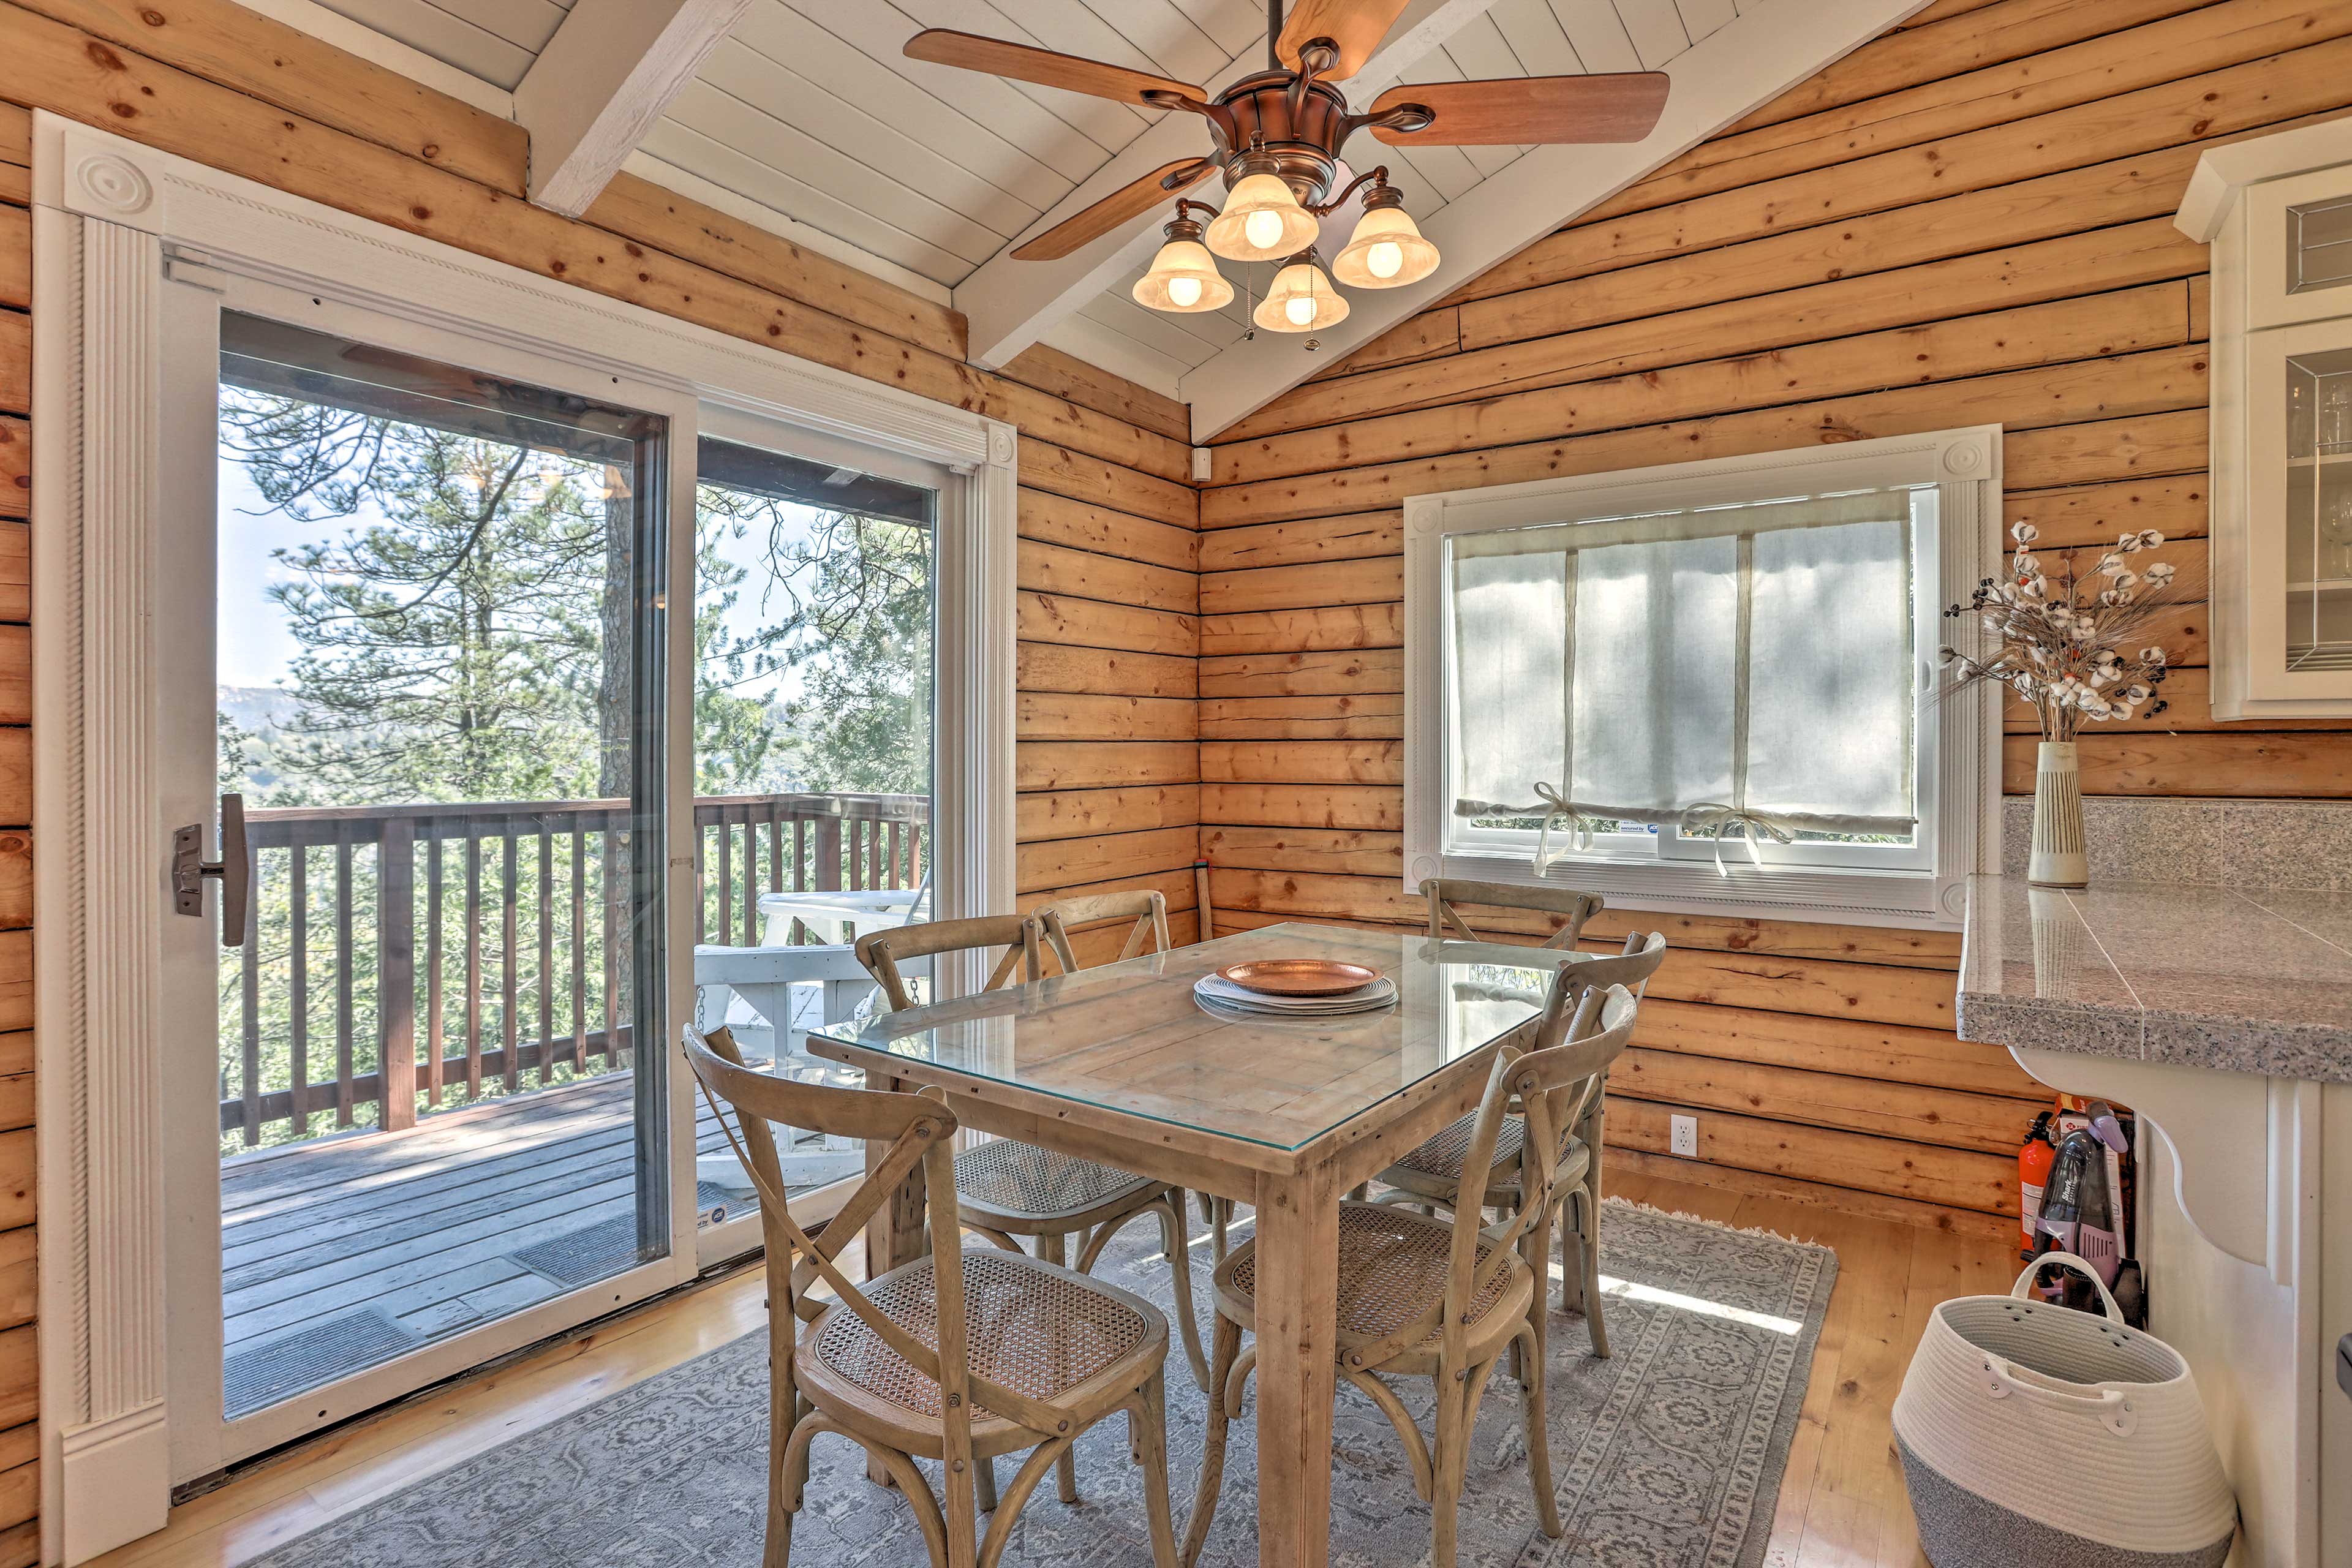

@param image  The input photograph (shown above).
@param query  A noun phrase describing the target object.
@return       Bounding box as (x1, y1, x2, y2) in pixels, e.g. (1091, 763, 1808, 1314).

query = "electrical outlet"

(1670, 1114, 1698, 1158)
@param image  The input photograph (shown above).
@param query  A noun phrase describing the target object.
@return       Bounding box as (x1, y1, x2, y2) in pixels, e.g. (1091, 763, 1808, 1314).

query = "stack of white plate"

(1192, 972, 1398, 1017)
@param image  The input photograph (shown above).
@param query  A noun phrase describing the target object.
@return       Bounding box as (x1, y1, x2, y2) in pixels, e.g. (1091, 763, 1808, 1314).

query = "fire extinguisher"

(2018, 1110, 2057, 1259)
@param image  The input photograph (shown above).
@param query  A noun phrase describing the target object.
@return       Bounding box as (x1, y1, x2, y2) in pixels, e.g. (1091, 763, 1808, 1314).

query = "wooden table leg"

(859, 1070, 928, 1273)
(859, 1068, 926, 1485)
(1251, 1163, 1340, 1568)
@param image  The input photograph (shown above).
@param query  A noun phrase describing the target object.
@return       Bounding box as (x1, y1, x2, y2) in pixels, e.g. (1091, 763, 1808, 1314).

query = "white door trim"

(29, 111, 1017, 1564)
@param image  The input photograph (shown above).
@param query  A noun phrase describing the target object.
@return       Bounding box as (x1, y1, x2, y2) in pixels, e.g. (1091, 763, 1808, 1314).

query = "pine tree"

(224, 391, 612, 803)
(698, 484, 934, 796)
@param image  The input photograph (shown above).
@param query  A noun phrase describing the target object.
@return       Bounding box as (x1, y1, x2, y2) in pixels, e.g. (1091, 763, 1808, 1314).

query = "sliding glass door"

(687, 414, 944, 1267)
(162, 283, 692, 1477)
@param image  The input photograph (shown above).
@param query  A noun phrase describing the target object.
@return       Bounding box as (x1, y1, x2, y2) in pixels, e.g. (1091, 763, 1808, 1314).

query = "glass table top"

(805, 922, 1572, 1153)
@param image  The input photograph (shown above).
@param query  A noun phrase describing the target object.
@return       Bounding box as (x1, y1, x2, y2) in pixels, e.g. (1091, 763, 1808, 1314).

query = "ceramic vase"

(2028, 740, 2088, 888)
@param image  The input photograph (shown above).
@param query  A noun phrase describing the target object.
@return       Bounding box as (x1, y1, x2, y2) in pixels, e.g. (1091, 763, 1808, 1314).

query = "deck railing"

(221, 791, 927, 1149)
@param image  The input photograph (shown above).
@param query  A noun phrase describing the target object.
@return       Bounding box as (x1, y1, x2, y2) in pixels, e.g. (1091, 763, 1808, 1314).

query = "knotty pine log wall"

(0, 2, 1201, 1548)
(1198, 0, 2352, 1243)
(0, 102, 32, 1568)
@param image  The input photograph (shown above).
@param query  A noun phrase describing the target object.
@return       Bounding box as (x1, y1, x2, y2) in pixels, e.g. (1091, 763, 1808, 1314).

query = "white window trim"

(1403, 426, 2004, 932)
(29, 113, 1017, 1561)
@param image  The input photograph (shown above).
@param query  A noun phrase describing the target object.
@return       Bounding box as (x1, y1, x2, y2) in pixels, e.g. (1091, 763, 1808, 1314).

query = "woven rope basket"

(1892, 1254, 2236, 1566)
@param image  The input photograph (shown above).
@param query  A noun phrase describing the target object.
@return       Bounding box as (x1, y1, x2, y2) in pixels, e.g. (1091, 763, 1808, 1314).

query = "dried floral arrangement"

(1940, 523, 2191, 741)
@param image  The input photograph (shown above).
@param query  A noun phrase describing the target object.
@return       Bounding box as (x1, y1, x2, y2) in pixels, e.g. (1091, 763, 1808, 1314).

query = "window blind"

(1447, 486, 1922, 867)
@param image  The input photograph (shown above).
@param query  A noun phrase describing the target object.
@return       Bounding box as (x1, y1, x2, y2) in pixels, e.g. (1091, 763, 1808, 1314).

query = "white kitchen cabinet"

(2179, 117, 2352, 718)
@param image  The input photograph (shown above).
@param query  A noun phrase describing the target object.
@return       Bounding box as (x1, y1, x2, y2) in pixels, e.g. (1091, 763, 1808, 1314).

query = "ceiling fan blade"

(1366, 73, 1671, 144)
(1012, 160, 1216, 262)
(904, 29, 1204, 107)
(1276, 0, 1414, 80)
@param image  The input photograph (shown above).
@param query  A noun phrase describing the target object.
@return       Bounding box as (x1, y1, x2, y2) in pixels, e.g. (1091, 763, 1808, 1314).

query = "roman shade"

(1447, 486, 1923, 869)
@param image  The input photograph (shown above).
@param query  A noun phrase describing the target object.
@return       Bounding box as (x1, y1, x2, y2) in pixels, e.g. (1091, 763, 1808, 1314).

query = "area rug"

(249, 1199, 1835, 1568)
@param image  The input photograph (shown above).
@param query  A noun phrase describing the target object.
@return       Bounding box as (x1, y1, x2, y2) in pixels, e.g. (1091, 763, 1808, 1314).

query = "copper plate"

(1215, 959, 1381, 997)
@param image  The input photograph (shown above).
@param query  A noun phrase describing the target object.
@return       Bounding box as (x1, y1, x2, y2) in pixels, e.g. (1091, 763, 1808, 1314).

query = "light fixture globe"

(1254, 251, 1348, 333)
(1205, 168, 1319, 262)
(1333, 193, 1439, 288)
(1133, 210, 1233, 313)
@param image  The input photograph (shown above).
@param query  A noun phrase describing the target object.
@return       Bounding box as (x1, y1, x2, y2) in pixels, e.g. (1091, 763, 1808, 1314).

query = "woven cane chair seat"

(954, 1137, 1158, 1223)
(1223, 1202, 1522, 1349)
(1387, 1112, 1587, 1192)
(806, 1249, 1157, 1423)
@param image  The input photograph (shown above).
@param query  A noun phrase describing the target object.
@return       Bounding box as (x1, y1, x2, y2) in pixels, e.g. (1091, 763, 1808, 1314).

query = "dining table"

(802, 919, 1569, 1568)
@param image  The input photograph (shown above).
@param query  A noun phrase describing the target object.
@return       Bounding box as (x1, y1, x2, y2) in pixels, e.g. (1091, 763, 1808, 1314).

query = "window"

(1404, 429, 2003, 927)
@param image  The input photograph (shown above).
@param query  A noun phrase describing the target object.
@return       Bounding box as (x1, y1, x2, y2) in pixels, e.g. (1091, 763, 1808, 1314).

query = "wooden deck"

(218, 1072, 748, 1418)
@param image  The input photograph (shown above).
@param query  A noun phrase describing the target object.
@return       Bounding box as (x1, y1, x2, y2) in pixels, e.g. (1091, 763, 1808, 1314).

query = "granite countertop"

(1958, 875, 2352, 1084)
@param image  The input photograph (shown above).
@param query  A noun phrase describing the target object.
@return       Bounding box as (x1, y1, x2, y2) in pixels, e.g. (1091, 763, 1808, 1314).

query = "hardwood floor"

(94, 1168, 2014, 1567)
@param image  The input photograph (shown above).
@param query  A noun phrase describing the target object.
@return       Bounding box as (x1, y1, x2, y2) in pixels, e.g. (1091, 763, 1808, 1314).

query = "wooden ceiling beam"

(516, 0, 755, 217)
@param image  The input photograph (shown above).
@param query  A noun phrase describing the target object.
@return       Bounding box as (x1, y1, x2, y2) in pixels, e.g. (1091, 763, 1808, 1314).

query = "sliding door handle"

(172, 793, 249, 946)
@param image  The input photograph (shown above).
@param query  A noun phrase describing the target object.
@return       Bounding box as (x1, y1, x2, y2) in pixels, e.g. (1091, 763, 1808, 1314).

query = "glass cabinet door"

(2251, 169, 2352, 332)
(2285, 345, 2352, 674)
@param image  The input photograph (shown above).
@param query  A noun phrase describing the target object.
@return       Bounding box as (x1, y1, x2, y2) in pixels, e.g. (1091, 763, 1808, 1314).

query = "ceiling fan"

(905, 0, 1670, 333)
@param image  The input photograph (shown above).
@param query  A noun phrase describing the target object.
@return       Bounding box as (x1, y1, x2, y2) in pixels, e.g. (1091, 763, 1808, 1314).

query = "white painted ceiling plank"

(1437, 12, 1526, 76)
(1040, 312, 1191, 398)
(1611, 0, 1690, 67)
(1072, 0, 1230, 83)
(1080, 291, 1231, 363)
(664, 80, 1017, 263)
(797, 1, 1128, 173)
(1170, 0, 1267, 59)
(1675, 0, 1740, 42)
(1384, 120, 1485, 199)
(515, 0, 756, 216)
(1547, 0, 1643, 70)
(309, 0, 537, 87)
(1182, 0, 1934, 437)
(898, 0, 1156, 150)
(1345, 0, 1510, 94)
(741, 6, 1077, 211)
(619, 149, 954, 306)
(699, 39, 1049, 235)
(458, 0, 569, 53)
(1488, 0, 1586, 75)
(233, 0, 518, 116)
(639, 115, 978, 282)
(987, 0, 1192, 78)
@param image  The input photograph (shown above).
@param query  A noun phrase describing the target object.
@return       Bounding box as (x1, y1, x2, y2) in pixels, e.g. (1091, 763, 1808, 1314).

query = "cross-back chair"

(854, 915, 1211, 1510)
(1185, 979, 1644, 1568)
(1378, 931, 1666, 1359)
(1035, 888, 1171, 976)
(1424, 876, 1605, 949)
(684, 1025, 1180, 1568)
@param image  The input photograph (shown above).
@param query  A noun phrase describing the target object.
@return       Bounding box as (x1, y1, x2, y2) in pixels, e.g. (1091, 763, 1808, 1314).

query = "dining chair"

(855, 914, 1212, 1512)
(1034, 887, 1171, 976)
(1423, 876, 1606, 949)
(682, 1025, 1182, 1568)
(1185, 981, 1643, 1568)
(1377, 932, 1666, 1359)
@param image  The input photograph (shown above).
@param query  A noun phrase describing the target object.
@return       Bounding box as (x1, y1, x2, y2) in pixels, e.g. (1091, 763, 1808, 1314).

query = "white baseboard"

(60, 1402, 170, 1564)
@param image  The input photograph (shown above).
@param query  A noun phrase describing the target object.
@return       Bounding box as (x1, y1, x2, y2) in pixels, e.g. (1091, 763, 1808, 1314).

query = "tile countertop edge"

(1958, 873, 2352, 1086)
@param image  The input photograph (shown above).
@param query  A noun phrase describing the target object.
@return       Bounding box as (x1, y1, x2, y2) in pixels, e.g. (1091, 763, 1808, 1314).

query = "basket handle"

(1977, 1355, 2139, 1437)
(2011, 1251, 2124, 1321)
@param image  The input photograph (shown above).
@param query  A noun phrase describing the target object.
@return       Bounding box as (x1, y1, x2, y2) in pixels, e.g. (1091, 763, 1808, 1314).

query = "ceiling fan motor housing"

(1213, 72, 1355, 206)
